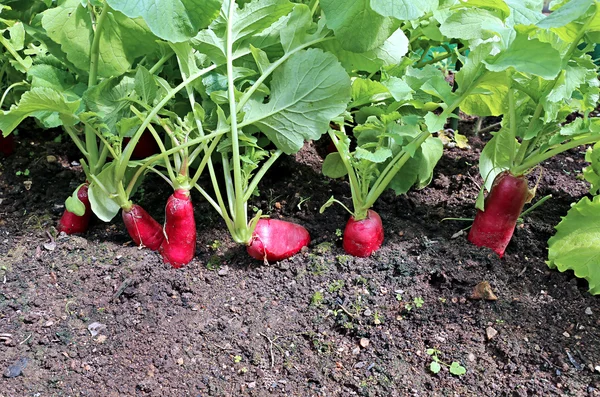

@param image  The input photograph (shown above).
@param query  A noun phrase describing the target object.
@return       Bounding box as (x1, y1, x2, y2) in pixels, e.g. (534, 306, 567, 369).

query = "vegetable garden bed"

(1, 126, 600, 396)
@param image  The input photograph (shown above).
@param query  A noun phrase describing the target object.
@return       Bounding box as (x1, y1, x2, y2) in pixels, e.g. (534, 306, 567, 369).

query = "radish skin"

(0, 134, 15, 156)
(468, 172, 529, 257)
(247, 218, 310, 261)
(123, 130, 160, 160)
(58, 184, 92, 234)
(343, 209, 384, 257)
(122, 204, 164, 251)
(160, 189, 196, 268)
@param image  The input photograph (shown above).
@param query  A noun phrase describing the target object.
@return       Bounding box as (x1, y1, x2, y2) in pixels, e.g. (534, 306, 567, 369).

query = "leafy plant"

(427, 348, 466, 376)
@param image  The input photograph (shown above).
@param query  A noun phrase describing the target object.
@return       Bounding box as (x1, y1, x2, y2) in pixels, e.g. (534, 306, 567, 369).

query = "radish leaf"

(548, 195, 600, 295)
(322, 153, 348, 179)
(370, 0, 437, 20)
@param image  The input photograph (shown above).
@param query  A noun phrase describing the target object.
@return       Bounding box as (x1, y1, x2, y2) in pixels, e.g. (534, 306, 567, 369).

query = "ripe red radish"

(123, 130, 160, 160)
(343, 209, 384, 257)
(247, 218, 311, 261)
(58, 184, 92, 234)
(160, 189, 196, 268)
(468, 172, 530, 257)
(0, 134, 15, 156)
(122, 204, 164, 250)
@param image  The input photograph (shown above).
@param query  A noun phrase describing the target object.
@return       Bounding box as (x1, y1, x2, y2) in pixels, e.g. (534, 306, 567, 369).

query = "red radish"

(247, 218, 311, 261)
(123, 130, 160, 160)
(343, 209, 384, 257)
(468, 171, 530, 257)
(58, 184, 92, 234)
(160, 189, 196, 268)
(0, 134, 15, 156)
(122, 204, 164, 250)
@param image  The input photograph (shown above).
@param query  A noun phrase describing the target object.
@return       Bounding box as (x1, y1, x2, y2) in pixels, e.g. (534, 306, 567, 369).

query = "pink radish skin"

(160, 189, 196, 268)
(343, 209, 384, 257)
(58, 184, 92, 234)
(0, 134, 15, 156)
(468, 172, 529, 257)
(247, 218, 311, 261)
(122, 204, 164, 251)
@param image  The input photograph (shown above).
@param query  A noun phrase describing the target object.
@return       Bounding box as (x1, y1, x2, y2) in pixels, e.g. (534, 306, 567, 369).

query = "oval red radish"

(0, 134, 16, 156)
(58, 184, 92, 234)
(123, 130, 160, 160)
(343, 209, 384, 257)
(160, 189, 196, 268)
(468, 171, 530, 257)
(122, 204, 164, 250)
(247, 218, 310, 261)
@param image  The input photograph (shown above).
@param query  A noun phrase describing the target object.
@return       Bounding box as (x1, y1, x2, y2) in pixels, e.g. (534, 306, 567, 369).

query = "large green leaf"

(460, 72, 508, 116)
(537, 0, 593, 29)
(0, 87, 80, 135)
(547, 195, 600, 295)
(483, 33, 562, 79)
(321, 0, 396, 52)
(84, 76, 136, 132)
(439, 8, 506, 41)
(41, 0, 159, 77)
(88, 163, 122, 222)
(243, 49, 351, 154)
(106, 0, 221, 42)
(370, 0, 437, 21)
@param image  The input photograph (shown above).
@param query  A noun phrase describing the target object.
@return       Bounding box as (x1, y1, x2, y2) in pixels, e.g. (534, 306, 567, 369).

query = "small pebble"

(563, 332, 570, 338)
(43, 321, 54, 327)
(486, 327, 498, 340)
(46, 155, 57, 163)
(248, 382, 256, 389)
(585, 307, 593, 315)
(88, 322, 106, 337)
(359, 338, 370, 348)
(218, 266, 229, 276)
(3, 358, 28, 378)
(468, 353, 476, 362)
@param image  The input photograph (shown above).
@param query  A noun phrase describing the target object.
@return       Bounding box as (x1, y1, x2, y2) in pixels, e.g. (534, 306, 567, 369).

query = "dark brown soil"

(1, 123, 600, 397)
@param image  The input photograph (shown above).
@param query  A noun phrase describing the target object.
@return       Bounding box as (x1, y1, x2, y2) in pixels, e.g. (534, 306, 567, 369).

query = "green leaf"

(370, 0, 437, 20)
(322, 152, 348, 178)
(584, 142, 600, 195)
(483, 33, 562, 79)
(88, 163, 122, 222)
(351, 78, 391, 106)
(537, 0, 593, 29)
(355, 147, 392, 163)
(388, 135, 443, 194)
(383, 77, 413, 102)
(134, 66, 157, 105)
(106, 0, 221, 42)
(460, 72, 508, 116)
(84, 76, 136, 132)
(321, 0, 397, 52)
(430, 361, 441, 374)
(65, 187, 86, 216)
(0, 87, 81, 135)
(41, 0, 159, 77)
(479, 127, 516, 191)
(547, 195, 600, 295)
(243, 49, 351, 154)
(439, 8, 506, 41)
(449, 362, 466, 376)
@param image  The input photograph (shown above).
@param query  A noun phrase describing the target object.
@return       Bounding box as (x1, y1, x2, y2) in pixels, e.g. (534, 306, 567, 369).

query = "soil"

(1, 121, 600, 397)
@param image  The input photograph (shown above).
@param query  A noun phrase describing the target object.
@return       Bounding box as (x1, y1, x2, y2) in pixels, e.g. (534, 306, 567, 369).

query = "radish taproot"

(343, 209, 384, 257)
(0, 134, 15, 156)
(160, 189, 196, 268)
(468, 172, 530, 257)
(58, 184, 92, 234)
(122, 204, 164, 250)
(247, 218, 310, 261)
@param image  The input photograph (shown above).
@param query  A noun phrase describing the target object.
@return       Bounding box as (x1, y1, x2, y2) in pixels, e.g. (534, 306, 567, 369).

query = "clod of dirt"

(87, 322, 106, 337)
(4, 357, 28, 378)
(486, 327, 498, 340)
(471, 281, 498, 301)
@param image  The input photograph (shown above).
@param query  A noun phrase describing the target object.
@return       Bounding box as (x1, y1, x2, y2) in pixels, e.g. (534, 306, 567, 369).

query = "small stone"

(468, 353, 476, 362)
(585, 307, 593, 315)
(486, 327, 498, 340)
(563, 332, 570, 338)
(595, 365, 600, 373)
(451, 230, 464, 239)
(177, 358, 184, 366)
(248, 382, 256, 389)
(95, 335, 107, 344)
(471, 281, 497, 301)
(4, 358, 28, 378)
(275, 202, 282, 209)
(43, 242, 56, 251)
(363, 308, 372, 316)
(352, 347, 360, 355)
(87, 322, 106, 337)
(218, 266, 229, 276)
(46, 155, 57, 163)
(359, 338, 370, 348)
(354, 362, 366, 369)
(43, 321, 54, 327)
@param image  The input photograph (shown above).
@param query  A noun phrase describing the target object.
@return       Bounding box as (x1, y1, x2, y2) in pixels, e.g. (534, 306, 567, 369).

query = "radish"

(58, 184, 92, 234)
(468, 172, 530, 257)
(0, 134, 15, 156)
(160, 189, 196, 268)
(122, 204, 164, 250)
(123, 130, 160, 160)
(343, 209, 384, 257)
(247, 218, 310, 261)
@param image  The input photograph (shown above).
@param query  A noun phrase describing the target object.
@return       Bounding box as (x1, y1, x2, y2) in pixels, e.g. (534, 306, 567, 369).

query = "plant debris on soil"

(2, 123, 600, 396)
